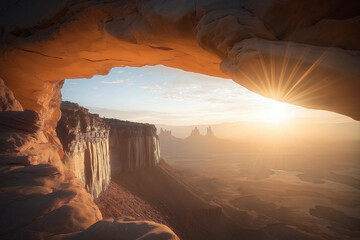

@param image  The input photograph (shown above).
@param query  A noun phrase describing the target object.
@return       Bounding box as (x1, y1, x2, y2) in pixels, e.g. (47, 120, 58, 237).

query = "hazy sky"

(62, 65, 354, 126)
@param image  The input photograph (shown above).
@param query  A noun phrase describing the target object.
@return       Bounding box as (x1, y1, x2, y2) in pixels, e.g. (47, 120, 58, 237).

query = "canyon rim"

(0, 0, 359, 240)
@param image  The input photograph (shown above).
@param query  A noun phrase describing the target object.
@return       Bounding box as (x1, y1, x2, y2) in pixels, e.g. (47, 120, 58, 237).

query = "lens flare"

(256, 100, 291, 123)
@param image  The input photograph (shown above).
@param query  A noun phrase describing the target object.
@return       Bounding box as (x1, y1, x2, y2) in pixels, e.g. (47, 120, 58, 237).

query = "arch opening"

(63, 64, 358, 140)
(1, 1, 359, 239)
(58, 64, 360, 240)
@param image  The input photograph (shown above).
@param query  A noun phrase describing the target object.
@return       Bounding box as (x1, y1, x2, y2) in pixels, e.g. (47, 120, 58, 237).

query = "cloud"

(139, 75, 248, 106)
(101, 79, 127, 84)
(87, 106, 247, 125)
(116, 70, 124, 74)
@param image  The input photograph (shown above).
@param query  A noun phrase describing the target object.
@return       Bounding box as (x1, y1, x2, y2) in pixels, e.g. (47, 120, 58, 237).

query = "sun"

(256, 100, 291, 123)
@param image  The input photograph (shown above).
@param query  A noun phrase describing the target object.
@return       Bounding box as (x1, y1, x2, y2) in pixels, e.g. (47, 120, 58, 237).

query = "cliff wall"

(1, 0, 358, 239)
(104, 119, 160, 173)
(0, 80, 103, 239)
(56, 101, 111, 199)
(56, 102, 161, 197)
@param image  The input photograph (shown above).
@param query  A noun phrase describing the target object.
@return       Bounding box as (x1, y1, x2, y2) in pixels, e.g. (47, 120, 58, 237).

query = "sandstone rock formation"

(50, 217, 179, 240)
(190, 127, 201, 138)
(0, 77, 178, 240)
(95, 182, 168, 225)
(0, 0, 359, 239)
(0, 80, 102, 239)
(206, 127, 215, 138)
(105, 118, 160, 173)
(56, 101, 111, 198)
(56, 102, 161, 197)
(187, 126, 217, 141)
(159, 129, 174, 139)
(0, 0, 359, 123)
(0, 78, 23, 111)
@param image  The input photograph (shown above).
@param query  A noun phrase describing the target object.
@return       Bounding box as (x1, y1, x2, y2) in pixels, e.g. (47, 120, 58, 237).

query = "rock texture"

(56, 102, 162, 197)
(95, 182, 168, 225)
(0, 1, 358, 239)
(50, 217, 179, 240)
(0, 78, 23, 111)
(105, 119, 160, 172)
(0, 79, 178, 240)
(56, 101, 111, 198)
(0, 0, 359, 122)
(0, 80, 102, 239)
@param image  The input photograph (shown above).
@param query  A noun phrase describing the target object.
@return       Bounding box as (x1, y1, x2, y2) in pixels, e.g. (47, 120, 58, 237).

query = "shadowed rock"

(0, 82, 178, 239)
(0, 78, 23, 111)
(0, 1, 358, 239)
(57, 101, 111, 198)
(50, 217, 179, 240)
(104, 118, 160, 173)
(0, 0, 359, 123)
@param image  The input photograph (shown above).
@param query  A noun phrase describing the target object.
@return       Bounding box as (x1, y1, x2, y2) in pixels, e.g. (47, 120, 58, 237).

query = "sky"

(62, 65, 355, 126)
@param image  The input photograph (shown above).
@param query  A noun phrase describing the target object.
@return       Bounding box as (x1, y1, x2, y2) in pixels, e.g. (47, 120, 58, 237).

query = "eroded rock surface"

(0, 82, 102, 239)
(0, 1, 358, 239)
(56, 101, 111, 198)
(0, 82, 178, 239)
(105, 118, 160, 172)
(50, 217, 179, 240)
(95, 182, 168, 226)
(56, 102, 161, 197)
(0, 0, 358, 122)
(0, 78, 23, 111)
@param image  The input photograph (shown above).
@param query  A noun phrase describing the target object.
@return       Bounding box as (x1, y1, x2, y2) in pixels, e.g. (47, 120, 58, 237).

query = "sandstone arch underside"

(0, 0, 359, 239)
(1, 0, 359, 123)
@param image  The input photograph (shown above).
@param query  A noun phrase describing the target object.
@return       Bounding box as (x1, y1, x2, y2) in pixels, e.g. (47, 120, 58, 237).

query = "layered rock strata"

(0, 79, 102, 239)
(56, 102, 161, 197)
(56, 101, 111, 198)
(104, 118, 160, 173)
(0, 80, 178, 239)
(0, 0, 358, 239)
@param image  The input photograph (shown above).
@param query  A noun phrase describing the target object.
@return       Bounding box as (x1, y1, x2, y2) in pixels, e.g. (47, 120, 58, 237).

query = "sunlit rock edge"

(0, 0, 359, 239)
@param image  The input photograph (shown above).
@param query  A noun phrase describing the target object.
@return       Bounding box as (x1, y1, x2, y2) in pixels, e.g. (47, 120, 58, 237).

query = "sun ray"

(255, 41, 273, 97)
(283, 50, 329, 101)
(287, 76, 337, 104)
(238, 69, 264, 94)
(269, 43, 276, 97)
(250, 65, 273, 96)
(277, 42, 291, 99)
(280, 48, 311, 101)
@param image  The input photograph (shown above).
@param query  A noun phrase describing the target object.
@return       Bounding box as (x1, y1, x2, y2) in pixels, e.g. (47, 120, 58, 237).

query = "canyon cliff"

(0, 83, 178, 239)
(105, 118, 160, 173)
(0, 0, 359, 239)
(0, 79, 103, 239)
(56, 101, 111, 198)
(56, 102, 161, 198)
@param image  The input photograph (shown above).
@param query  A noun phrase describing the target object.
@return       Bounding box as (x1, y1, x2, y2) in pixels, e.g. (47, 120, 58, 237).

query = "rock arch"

(1, 0, 359, 126)
(0, 0, 359, 239)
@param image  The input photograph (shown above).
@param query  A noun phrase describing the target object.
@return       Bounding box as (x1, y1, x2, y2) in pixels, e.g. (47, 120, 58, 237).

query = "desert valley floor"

(160, 139, 360, 240)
